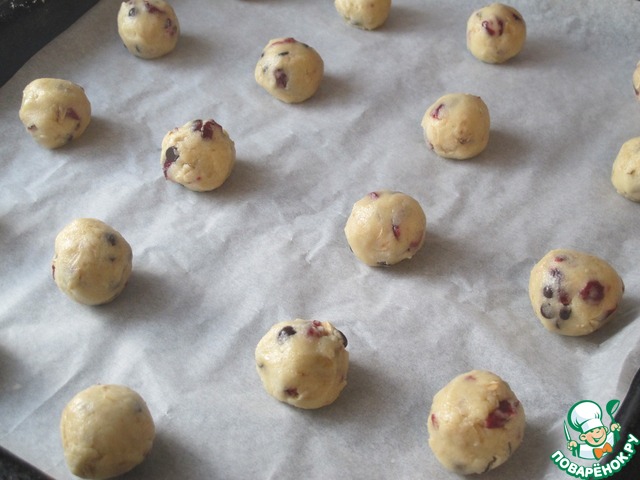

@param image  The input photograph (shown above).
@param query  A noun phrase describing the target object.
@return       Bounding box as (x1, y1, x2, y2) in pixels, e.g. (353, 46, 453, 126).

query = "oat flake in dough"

(344, 190, 426, 266)
(421, 93, 490, 160)
(466, 3, 526, 64)
(334, 0, 391, 30)
(117, 0, 179, 59)
(255, 37, 324, 104)
(428, 370, 525, 475)
(19, 78, 91, 149)
(611, 137, 640, 202)
(528, 249, 624, 336)
(161, 119, 236, 192)
(60, 384, 155, 479)
(255, 319, 349, 409)
(52, 218, 132, 306)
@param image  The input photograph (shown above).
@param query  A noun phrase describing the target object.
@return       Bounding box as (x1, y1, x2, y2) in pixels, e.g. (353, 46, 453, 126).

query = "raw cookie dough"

(528, 249, 624, 336)
(334, 0, 391, 30)
(633, 61, 640, 100)
(611, 137, 640, 202)
(117, 0, 179, 59)
(421, 93, 490, 160)
(344, 190, 426, 267)
(255, 319, 349, 409)
(255, 37, 324, 104)
(466, 3, 526, 64)
(19, 78, 91, 149)
(161, 119, 236, 192)
(428, 370, 525, 475)
(60, 384, 155, 479)
(52, 218, 133, 306)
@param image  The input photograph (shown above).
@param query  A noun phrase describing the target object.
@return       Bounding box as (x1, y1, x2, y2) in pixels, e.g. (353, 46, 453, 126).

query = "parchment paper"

(1, 1, 640, 478)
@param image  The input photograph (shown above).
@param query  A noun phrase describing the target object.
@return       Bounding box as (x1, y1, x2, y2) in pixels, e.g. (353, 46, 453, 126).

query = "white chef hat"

(568, 400, 604, 434)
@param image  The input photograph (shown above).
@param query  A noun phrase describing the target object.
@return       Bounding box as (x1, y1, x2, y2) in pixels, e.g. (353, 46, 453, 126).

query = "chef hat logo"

(568, 400, 605, 434)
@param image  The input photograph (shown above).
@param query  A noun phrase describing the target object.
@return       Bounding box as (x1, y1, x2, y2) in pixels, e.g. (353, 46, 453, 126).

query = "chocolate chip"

(336, 329, 348, 348)
(543, 286, 553, 298)
(163, 146, 180, 177)
(278, 326, 296, 343)
(540, 303, 555, 319)
(105, 233, 117, 246)
(128, 7, 137, 16)
(559, 307, 572, 320)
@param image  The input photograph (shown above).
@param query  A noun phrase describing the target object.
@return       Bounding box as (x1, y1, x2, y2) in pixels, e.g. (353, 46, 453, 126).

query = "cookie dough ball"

(428, 370, 525, 475)
(255, 319, 349, 409)
(255, 37, 324, 104)
(633, 61, 640, 100)
(60, 384, 155, 479)
(52, 218, 133, 306)
(161, 119, 236, 192)
(335, 0, 391, 30)
(466, 3, 526, 64)
(611, 137, 640, 202)
(528, 249, 624, 336)
(117, 0, 179, 59)
(421, 93, 490, 160)
(344, 190, 426, 267)
(19, 78, 91, 149)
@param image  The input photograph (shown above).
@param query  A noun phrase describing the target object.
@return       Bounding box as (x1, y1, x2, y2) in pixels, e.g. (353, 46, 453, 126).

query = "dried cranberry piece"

(274, 69, 288, 89)
(144, 1, 164, 14)
(392, 224, 400, 239)
(163, 146, 179, 177)
(580, 281, 605, 304)
(482, 19, 504, 36)
(277, 326, 296, 343)
(306, 320, 324, 338)
(191, 119, 220, 140)
(51, 264, 55, 280)
(431, 103, 444, 120)
(431, 413, 439, 429)
(66, 108, 80, 121)
(164, 18, 178, 35)
(270, 38, 296, 47)
(409, 234, 423, 250)
(485, 400, 517, 428)
(201, 121, 218, 140)
(368, 192, 380, 200)
(284, 387, 299, 397)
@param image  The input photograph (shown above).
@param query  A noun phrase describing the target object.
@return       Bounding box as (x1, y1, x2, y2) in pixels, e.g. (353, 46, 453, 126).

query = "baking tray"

(0, 0, 99, 86)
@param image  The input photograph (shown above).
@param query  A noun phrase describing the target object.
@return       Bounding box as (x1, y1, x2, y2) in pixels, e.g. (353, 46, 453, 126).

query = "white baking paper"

(1, 1, 639, 478)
